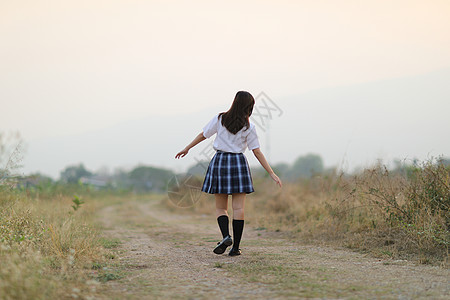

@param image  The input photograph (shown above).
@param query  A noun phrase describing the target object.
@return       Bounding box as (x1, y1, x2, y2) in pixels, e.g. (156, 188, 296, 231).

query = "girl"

(175, 91, 282, 256)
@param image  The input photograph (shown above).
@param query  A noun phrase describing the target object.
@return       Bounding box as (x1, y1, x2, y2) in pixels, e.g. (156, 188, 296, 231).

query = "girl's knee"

(216, 209, 228, 218)
(233, 207, 244, 218)
(216, 208, 228, 214)
(233, 206, 244, 212)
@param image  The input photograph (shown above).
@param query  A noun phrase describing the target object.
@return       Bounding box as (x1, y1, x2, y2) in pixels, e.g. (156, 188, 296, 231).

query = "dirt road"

(98, 196, 449, 299)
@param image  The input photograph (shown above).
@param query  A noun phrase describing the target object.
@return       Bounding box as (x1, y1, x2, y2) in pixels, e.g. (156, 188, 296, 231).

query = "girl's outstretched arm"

(252, 148, 282, 188)
(175, 132, 206, 159)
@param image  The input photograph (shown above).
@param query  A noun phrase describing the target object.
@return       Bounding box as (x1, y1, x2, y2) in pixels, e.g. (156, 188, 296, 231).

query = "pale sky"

(1, 1, 450, 177)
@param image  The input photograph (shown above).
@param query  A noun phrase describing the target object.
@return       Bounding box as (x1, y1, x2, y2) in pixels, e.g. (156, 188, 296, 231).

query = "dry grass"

(325, 160, 449, 264)
(165, 158, 449, 265)
(0, 188, 121, 300)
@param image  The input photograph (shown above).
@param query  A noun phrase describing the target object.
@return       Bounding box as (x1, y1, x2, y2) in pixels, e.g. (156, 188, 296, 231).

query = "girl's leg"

(231, 193, 245, 252)
(215, 193, 228, 218)
(215, 194, 230, 238)
(231, 193, 245, 220)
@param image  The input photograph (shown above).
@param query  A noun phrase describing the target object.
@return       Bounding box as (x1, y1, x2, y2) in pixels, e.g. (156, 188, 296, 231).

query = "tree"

(0, 131, 24, 187)
(440, 157, 450, 167)
(60, 163, 92, 184)
(273, 162, 290, 178)
(128, 165, 175, 193)
(287, 153, 324, 179)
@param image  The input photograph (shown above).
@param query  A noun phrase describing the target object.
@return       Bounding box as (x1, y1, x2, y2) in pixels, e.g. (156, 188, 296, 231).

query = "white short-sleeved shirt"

(202, 114, 260, 153)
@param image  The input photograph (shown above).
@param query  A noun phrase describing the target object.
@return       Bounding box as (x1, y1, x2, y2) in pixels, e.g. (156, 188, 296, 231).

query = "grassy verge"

(0, 187, 126, 299)
(163, 158, 449, 265)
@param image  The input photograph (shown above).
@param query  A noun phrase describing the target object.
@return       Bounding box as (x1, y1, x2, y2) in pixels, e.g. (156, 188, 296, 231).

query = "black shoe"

(228, 248, 241, 256)
(213, 235, 232, 254)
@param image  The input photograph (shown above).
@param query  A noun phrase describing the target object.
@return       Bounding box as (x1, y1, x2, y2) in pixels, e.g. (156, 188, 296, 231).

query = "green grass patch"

(97, 271, 124, 283)
(99, 237, 122, 249)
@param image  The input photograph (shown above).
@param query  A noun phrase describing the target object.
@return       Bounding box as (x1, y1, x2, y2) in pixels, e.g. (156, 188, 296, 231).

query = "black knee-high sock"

(217, 215, 230, 238)
(232, 219, 244, 249)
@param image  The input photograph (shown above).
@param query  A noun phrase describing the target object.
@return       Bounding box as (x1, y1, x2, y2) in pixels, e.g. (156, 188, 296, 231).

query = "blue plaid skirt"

(201, 150, 254, 194)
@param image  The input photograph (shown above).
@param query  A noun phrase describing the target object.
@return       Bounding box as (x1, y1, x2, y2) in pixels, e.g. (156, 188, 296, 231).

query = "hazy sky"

(1, 1, 450, 177)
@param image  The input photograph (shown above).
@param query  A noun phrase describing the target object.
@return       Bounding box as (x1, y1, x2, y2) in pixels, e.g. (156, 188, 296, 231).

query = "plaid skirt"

(201, 150, 254, 194)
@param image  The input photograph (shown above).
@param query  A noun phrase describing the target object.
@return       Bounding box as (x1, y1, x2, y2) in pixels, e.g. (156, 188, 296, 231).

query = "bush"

(330, 158, 449, 262)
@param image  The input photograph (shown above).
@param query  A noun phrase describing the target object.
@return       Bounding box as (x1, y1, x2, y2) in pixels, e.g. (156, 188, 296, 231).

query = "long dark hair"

(219, 91, 255, 134)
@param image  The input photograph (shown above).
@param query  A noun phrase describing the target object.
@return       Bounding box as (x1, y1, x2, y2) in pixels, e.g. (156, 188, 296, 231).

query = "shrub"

(330, 158, 449, 262)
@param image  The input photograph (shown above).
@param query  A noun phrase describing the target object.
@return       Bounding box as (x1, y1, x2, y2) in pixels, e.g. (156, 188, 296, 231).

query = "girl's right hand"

(175, 148, 189, 159)
(270, 172, 282, 188)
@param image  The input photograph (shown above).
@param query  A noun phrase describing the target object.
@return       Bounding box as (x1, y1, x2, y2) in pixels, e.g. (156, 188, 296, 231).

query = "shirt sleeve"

(246, 125, 260, 150)
(202, 114, 219, 138)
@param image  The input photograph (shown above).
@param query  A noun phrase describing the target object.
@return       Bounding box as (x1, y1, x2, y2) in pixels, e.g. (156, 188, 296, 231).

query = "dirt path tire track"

(98, 198, 449, 299)
(99, 200, 278, 299)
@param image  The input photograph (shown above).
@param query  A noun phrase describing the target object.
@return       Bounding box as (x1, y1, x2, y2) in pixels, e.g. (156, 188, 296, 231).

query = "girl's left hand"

(270, 172, 282, 188)
(175, 148, 189, 159)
